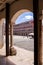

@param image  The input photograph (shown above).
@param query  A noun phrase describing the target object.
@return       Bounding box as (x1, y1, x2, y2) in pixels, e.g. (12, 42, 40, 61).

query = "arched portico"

(0, 0, 33, 56)
(0, 0, 43, 64)
(10, 9, 32, 55)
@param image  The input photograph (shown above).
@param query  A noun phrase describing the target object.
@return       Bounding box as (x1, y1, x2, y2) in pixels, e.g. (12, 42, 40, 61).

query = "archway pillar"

(33, 0, 42, 64)
(10, 22, 17, 55)
(38, 19, 42, 65)
(6, 3, 10, 56)
(10, 22, 13, 47)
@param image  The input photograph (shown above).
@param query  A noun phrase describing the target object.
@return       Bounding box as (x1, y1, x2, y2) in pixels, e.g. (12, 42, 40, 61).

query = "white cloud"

(25, 15, 33, 20)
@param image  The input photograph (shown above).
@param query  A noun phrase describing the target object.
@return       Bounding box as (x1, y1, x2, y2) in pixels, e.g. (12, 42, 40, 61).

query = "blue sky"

(15, 12, 34, 24)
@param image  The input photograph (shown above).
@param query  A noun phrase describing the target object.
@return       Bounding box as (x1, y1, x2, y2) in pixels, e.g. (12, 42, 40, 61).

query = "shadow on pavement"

(0, 55, 16, 65)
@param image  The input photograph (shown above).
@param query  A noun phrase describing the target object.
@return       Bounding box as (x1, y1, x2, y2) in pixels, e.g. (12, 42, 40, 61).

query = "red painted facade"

(13, 20, 34, 36)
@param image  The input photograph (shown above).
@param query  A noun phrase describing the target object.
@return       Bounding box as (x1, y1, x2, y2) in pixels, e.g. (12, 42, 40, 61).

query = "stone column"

(33, 0, 42, 65)
(38, 19, 42, 65)
(0, 21, 4, 49)
(6, 3, 10, 56)
(10, 22, 16, 55)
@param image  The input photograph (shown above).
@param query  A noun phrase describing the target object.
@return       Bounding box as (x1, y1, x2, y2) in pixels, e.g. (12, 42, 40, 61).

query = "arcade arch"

(10, 9, 33, 47)
(11, 9, 32, 23)
(0, 9, 34, 56)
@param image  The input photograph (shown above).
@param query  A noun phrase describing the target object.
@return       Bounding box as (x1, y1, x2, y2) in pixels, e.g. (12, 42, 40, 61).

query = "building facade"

(13, 20, 34, 36)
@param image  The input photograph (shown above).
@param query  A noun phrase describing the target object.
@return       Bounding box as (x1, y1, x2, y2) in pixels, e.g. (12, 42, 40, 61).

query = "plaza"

(0, 35, 34, 65)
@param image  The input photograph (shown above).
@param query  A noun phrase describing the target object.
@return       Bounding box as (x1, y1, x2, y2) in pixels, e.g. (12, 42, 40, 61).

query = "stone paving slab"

(8, 46, 34, 65)
(0, 44, 34, 65)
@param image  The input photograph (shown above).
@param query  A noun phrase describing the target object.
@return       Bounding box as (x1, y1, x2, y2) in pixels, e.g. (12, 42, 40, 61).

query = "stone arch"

(11, 9, 32, 23)
(10, 9, 33, 49)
